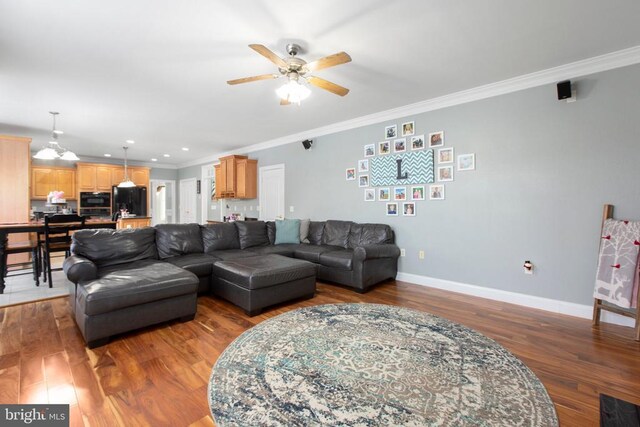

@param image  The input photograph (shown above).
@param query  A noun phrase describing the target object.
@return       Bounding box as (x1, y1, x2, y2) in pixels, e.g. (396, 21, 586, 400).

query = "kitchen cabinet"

(116, 217, 151, 229)
(77, 164, 97, 191)
(76, 163, 150, 194)
(131, 168, 150, 187)
(31, 166, 76, 200)
(215, 155, 257, 199)
(111, 167, 125, 186)
(96, 166, 113, 191)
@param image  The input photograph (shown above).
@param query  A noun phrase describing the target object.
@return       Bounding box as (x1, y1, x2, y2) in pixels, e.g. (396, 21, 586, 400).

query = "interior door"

(259, 165, 285, 221)
(179, 178, 197, 224)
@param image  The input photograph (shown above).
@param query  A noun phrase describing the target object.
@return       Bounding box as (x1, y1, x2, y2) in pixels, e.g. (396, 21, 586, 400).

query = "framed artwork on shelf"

(359, 175, 369, 187)
(437, 165, 454, 182)
(378, 187, 390, 201)
(385, 125, 397, 139)
(394, 138, 406, 153)
(393, 186, 407, 201)
(429, 131, 444, 148)
(410, 185, 425, 200)
(386, 202, 398, 216)
(411, 135, 425, 150)
(346, 168, 356, 181)
(364, 144, 375, 157)
(429, 184, 445, 200)
(401, 121, 415, 137)
(378, 141, 391, 155)
(364, 189, 375, 201)
(403, 202, 416, 216)
(457, 153, 476, 171)
(438, 147, 454, 164)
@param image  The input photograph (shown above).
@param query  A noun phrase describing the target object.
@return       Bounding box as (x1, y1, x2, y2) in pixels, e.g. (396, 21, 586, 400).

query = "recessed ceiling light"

(182, 147, 189, 151)
(104, 154, 112, 157)
(126, 140, 135, 144)
(151, 158, 157, 162)
(163, 154, 170, 157)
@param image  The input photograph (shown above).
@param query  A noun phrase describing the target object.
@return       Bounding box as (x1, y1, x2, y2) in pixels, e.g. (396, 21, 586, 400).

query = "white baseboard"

(396, 272, 636, 328)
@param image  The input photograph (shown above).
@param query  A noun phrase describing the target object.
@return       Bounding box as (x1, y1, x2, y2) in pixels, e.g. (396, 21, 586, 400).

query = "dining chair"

(42, 214, 85, 287)
(2, 237, 40, 286)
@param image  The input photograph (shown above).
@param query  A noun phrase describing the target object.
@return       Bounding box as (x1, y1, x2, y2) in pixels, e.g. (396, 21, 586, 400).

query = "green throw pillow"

(275, 219, 300, 244)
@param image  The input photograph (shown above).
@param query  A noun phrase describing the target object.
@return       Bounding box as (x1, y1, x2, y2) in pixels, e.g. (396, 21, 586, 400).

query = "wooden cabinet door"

(236, 159, 257, 199)
(96, 166, 113, 191)
(111, 167, 125, 186)
(56, 169, 76, 199)
(77, 165, 97, 191)
(224, 158, 236, 193)
(131, 168, 149, 187)
(31, 168, 55, 199)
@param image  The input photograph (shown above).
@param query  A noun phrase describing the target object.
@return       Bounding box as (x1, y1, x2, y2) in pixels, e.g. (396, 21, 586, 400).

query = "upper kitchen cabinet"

(214, 155, 257, 199)
(31, 166, 76, 200)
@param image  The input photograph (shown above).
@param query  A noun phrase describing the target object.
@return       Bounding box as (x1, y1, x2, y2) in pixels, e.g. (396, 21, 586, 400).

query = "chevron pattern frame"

(370, 150, 434, 186)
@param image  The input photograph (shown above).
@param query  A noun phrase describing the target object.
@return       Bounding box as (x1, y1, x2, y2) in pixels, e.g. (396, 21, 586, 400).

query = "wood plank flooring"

(1, 280, 639, 426)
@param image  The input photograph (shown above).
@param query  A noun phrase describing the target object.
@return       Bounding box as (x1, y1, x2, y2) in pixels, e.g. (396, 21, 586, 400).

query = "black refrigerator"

(112, 186, 147, 216)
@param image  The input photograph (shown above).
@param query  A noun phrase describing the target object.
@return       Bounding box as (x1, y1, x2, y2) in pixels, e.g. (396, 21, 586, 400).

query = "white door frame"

(179, 177, 198, 223)
(149, 179, 176, 225)
(259, 163, 285, 221)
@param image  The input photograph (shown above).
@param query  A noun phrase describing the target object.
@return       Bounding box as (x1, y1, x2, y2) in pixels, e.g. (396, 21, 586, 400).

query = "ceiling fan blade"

(227, 74, 279, 85)
(280, 98, 291, 106)
(303, 51, 351, 73)
(249, 44, 288, 69)
(307, 76, 350, 97)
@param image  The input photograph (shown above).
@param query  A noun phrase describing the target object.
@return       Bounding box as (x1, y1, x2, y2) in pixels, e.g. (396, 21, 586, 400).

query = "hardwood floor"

(1, 280, 639, 426)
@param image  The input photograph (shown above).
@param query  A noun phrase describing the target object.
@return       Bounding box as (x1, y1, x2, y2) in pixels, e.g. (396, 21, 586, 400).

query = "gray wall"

(177, 63, 640, 306)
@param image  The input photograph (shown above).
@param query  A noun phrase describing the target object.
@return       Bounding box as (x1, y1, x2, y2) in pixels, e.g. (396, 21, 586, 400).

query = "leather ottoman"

(211, 254, 317, 316)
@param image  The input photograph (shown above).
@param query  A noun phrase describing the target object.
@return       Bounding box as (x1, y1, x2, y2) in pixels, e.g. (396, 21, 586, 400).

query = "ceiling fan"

(227, 43, 352, 105)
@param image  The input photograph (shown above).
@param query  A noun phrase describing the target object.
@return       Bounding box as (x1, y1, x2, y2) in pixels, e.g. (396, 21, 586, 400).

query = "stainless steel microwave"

(79, 192, 111, 208)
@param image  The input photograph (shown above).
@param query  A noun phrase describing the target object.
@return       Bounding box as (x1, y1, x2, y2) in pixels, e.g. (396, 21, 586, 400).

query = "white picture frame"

(411, 135, 425, 150)
(358, 159, 369, 173)
(437, 165, 454, 182)
(364, 144, 375, 158)
(403, 202, 416, 216)
(410, 185, 425, 201)
(393, 138, 406, 153)
(378, 187, 390, 201)
(438, 147, 454, 164)
(386, 202, 399, 216)
(345, 168, 356, 181)
(429, 131, 444, 148)
(385, 125, 397, 139)
(378, 141, 391, 155)
(364, 188, 375, 201)
(401, 121, 415, 137)
(429, 184, 445, 200)
(393, 186, 407, 201)
(359, 175, 369, 187)
(457, 153, 476, 171)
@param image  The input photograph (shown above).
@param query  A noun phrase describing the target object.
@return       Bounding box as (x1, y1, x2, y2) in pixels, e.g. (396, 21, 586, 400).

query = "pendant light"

(33, 112, 80, 161)
(118, 146, 136, 188)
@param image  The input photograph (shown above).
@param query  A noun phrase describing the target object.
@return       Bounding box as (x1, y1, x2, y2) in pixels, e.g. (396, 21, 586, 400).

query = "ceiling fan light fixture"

(276, 79, 311, 104)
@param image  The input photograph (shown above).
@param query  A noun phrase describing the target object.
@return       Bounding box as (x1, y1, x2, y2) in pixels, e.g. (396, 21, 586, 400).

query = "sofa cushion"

(212, 255, 316, 290)
(294, 244, 343, 263)
(348, 223, 394, 248)
(202, 223, 240, 253)
(71, 228, 157, 268)
(319, 250, 354, 270)
(164, 253, 217, 277)
(299, 219, 311, 244)
(76, 260, 199, 316)
(247, 244, 299, 258)
(307, 221, 325, 245)
(266, 221, 276, 245)
(236, 221, 270, 249)
(275, 219, 300, 244)
(322, 220, 353, 248)
(207, 249, 260, 261)
(155, 224, 203, 259)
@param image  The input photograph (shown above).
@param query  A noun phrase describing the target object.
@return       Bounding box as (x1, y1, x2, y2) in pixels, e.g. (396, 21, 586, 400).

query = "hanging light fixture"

(275, 72, 311, 105)
(33, 112, 80, 161)
(118, 146, 136, 188)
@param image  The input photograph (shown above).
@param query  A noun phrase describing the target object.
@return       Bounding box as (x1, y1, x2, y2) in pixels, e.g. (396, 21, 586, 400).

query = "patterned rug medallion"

(208, 303, 558, 426)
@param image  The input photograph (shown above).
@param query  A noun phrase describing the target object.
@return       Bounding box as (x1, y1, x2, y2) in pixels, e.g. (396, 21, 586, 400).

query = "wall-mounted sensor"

(557, 80, 576, 102)
(523, 260, 534, 275)
(301, 139, 313, 150)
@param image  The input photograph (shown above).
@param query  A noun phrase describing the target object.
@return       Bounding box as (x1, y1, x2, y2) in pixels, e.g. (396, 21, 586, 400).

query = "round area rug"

(208, 304, 558, 426)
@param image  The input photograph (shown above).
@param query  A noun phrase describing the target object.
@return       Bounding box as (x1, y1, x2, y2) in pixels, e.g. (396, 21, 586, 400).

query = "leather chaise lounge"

(64, 220, 400, 347)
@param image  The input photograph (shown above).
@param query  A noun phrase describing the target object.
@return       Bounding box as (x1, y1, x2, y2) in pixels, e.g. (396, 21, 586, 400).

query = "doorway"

(179, 178, 198, 223)
(259, 164, 285, 221)
(149, 179, 176, 226)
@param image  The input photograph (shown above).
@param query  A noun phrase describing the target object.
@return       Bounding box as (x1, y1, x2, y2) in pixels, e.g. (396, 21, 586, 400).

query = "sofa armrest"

(63, 255, 98, 284)
(353, 244, 400, 261)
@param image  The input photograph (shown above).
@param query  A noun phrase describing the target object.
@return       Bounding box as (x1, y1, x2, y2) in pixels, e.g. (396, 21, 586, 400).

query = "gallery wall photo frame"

(438, 147, 454, 164)
(410, 185, 425, 201)
(429, 184, 445, 200)
(401, 121, 415, 137)
(394, 138, 406, 153)
(437, 165, 454, 182)
(429, 131, 444, 148)
(378, 187, 390, 201)
(346, 167, 356, 180)
(386, 202, 399, 216)
(378, 141, 390, 155)
(393, 186, 407, 201)
(403, 202, 416, 216)
(364, 188, 375, 201)
(358, 159, 369, 173)
(457, 153, 476, 171)
(385, 125, 397, 139)
(364, 144, 375, 158)
(359, 175, 369, 187)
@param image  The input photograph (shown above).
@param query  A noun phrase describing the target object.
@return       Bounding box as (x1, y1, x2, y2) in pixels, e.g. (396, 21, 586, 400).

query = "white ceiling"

(1, 0, 640, 166)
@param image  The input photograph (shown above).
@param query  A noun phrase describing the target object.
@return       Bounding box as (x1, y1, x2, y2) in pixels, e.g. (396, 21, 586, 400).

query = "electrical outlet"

(419, 250, 425, 259)
(400, 249, 405, 257)
(211, 205, 216, 210)
(289, 206, 295, 212)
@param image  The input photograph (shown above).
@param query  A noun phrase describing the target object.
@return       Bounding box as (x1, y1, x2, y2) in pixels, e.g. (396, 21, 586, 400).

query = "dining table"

(0, 219, 117, 294)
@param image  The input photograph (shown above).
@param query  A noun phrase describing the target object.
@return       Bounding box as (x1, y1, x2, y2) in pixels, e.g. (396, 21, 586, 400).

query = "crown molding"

(178, 45, 640, 169)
